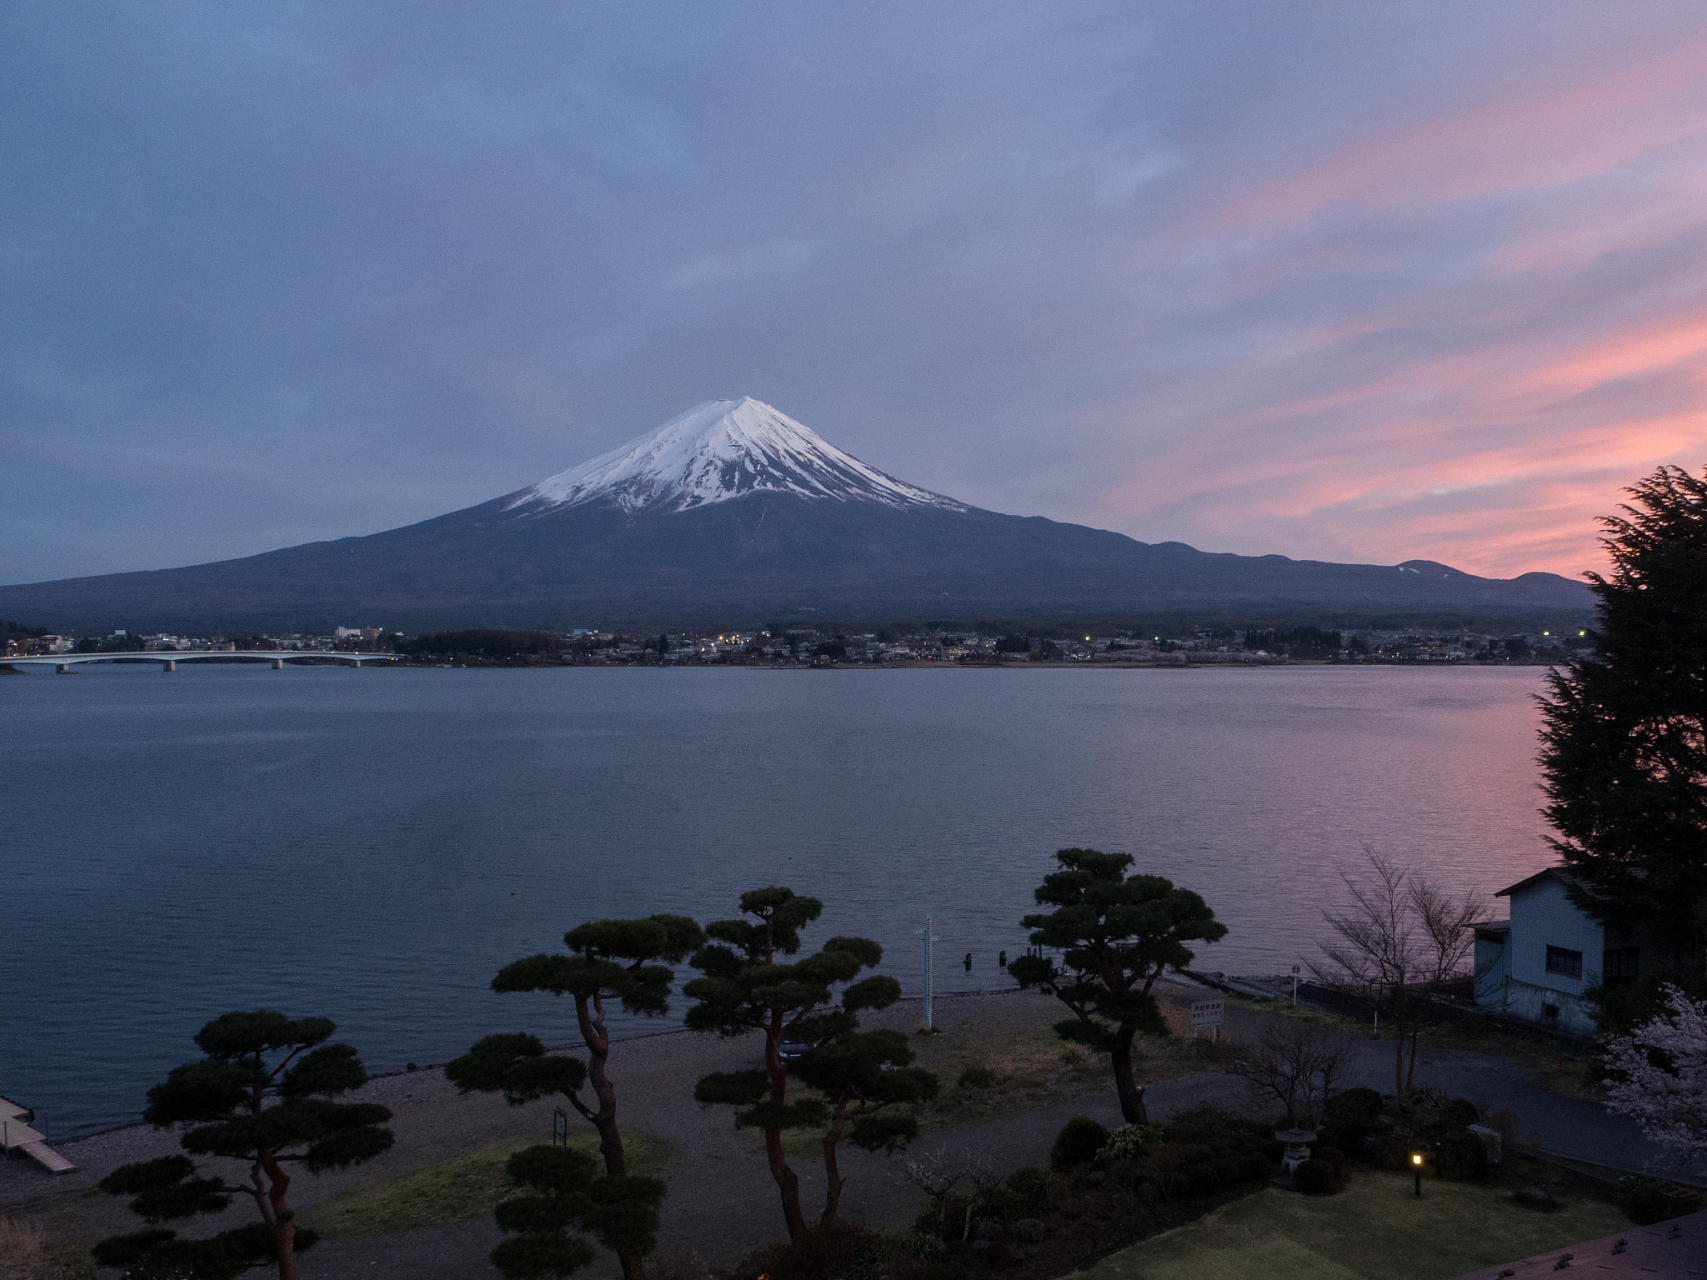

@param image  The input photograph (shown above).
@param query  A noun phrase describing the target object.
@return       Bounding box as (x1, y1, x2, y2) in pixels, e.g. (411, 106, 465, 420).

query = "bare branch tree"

(1224, 1016, 1359, 1127)
(1311, 849, 1487, 1103)
(896, 1145, 966, 1236)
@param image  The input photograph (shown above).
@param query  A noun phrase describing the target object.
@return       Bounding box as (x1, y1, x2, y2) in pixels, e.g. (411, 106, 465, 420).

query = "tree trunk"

(764, 1016, 808, 1239)
(258, 1151, 295, 1280)
(1392, 1019, 1406, 1103)
(1111, 1027, 1148, 1124)
(1404, 1030, 1421, 1098)
(574, 994, 646, 1280)
(820, 1094, 851, 1227)
(573, 993, 627, 1175)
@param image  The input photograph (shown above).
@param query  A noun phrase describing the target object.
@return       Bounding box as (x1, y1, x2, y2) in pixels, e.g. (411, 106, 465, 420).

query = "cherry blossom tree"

(1602, 984, 1707, 1167)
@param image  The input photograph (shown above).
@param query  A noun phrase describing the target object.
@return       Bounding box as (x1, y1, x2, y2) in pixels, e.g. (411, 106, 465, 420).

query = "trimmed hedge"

(1624, 1184, 1671, 1225)
(1293, 1158, 1338, 1195)
(1050, 1117, 1111, 1169)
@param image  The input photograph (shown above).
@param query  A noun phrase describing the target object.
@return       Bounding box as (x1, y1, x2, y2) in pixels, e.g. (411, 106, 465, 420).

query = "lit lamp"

(1412, 1152, 1423, 1198)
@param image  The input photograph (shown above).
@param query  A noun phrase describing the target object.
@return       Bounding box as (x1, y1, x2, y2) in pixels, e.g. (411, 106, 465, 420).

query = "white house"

(1473, 867, 1639, 1036)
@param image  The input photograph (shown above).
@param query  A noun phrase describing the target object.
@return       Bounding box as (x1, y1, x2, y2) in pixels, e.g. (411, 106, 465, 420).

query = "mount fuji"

(0, 397, 1592, 633)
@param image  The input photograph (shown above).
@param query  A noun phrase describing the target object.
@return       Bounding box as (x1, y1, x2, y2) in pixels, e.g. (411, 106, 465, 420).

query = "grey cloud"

(4, 0, 1705, 583)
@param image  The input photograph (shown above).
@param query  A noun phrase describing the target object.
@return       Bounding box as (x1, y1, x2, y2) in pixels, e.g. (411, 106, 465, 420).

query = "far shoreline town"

(4, 622, 1594, 667)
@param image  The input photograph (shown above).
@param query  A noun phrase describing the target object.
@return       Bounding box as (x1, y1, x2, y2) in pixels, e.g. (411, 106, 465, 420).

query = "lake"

(1, 664, 1555, 1134)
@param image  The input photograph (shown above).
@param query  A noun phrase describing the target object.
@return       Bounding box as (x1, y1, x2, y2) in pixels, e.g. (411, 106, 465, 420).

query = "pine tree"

(92, 1011, 393, 1280)
(454, 914, 702, 1280)
(487, 1144, 666, 1280)
(683, 887, 892, 1239)
(1539, 464, 1707, 982)
(1009, 850, 1226, 1123)
(789, 1026, 937, 1226)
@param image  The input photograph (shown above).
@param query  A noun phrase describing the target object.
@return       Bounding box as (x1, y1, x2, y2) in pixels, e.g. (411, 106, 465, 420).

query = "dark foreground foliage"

(706, 1112, 1272, 1280)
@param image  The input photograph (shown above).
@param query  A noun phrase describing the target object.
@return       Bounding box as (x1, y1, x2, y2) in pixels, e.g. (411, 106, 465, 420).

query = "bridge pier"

(55, 663, 68, 674)
(272, 659, 283, 670)
(162, 660, 176, 673)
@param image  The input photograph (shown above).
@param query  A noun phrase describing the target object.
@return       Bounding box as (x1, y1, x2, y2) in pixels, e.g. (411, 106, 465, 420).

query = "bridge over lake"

(2, 651, 397, 672)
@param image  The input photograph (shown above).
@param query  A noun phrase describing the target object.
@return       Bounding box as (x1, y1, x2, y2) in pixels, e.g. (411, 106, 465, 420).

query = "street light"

(1412, 1152, 1423, 1198)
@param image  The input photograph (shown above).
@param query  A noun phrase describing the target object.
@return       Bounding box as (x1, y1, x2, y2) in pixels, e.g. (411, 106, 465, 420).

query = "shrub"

(1324, 1088, 1383, 1137)
(1102, 1157, 1145, 1194)
(1050, 1117, 1111, 1169)
(1313, 1146, 1347, 1173)
(1178, 1142, 1216, 1167)
(1160, 1174, 1190, 1200)
(1168, 1104, 1247, 1149)
(984, 1241, 1015, 1271)
(741, 1223, 879, 1280)
(1293, 1158, 1338, 1194)
(1438, 1130, 1489, 1181)
(1623, 1183, 1672, 1225)
(1004, 1167, 1050, 1207)
(1440, 1099, 1479, 1129)
(1209, 1157, 1243, 1185)
(1183, 1164, 1220, 1195)
(1241, 1153, 1272, 1181)
(957, 1065, 997, 1090)
(1098, 1122, 1167, 1162)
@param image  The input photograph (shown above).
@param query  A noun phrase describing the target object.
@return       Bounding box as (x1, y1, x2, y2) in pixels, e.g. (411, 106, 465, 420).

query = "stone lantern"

(1275, 1127, 1317, 1177)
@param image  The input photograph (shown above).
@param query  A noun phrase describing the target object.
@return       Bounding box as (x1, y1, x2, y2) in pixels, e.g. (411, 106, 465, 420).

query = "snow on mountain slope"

(504, 397, 966, 515)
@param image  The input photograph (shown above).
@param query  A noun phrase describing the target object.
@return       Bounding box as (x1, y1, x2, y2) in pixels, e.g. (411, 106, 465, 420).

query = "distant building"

(1473, 867, 1639, 1036)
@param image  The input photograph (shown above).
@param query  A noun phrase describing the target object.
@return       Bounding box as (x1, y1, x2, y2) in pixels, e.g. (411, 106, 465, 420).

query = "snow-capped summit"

(505, 397, 965, 516)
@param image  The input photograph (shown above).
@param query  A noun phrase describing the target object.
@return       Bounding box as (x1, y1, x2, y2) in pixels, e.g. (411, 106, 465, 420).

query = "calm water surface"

(1, 664, 1554, 1133)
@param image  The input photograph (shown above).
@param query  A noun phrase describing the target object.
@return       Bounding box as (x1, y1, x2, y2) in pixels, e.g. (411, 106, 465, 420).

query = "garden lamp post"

(1412, 1152, 1423, 1198)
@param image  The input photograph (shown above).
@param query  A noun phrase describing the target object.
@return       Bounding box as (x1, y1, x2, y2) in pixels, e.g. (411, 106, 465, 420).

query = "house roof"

(1495, 866, 1582, 898)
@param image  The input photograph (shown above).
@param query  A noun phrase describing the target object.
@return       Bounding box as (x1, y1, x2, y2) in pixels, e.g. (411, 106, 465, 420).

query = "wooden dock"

(0, 1097, 75, 1174)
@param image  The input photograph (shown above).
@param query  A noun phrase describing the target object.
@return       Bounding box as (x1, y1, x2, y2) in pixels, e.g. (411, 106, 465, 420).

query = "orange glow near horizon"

(1072, 30, 1707, 581)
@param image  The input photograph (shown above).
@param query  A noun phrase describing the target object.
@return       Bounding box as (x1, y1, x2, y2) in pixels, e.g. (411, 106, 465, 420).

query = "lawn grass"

(1069, 1165, 1626, 1280)
(0, 1215, 95, 1280)
(301, 1129, 672, 1239)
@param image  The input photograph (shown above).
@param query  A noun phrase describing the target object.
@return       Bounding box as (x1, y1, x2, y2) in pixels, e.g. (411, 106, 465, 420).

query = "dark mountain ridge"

(0, 399, 1594, 635)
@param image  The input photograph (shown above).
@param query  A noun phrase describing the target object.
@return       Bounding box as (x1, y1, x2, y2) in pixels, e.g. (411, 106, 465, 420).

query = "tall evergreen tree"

(683, 887, 892, 1239)
(1539, 465, 1707, 980)
(92, 1011, 392, 1280)
(455, 914, 702, 1280)
(1009, 849, 1226, 1123)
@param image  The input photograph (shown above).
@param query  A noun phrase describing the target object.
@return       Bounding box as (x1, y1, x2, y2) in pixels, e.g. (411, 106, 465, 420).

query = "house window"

(1603, 946, 1640, 986)
(1545, 945, 1583, 979)
(1542, 1002, 1560, 1021)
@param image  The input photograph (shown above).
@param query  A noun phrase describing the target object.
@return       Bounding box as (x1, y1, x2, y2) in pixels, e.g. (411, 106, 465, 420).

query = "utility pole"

(916, 912, 939, 1029)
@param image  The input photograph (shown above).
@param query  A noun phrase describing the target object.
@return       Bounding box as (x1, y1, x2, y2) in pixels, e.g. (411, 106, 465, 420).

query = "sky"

(5, 2, 1707, 585)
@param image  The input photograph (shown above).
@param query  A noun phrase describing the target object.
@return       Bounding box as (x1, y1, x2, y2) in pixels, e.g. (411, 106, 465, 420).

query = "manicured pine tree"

(683, 887, 895, 1239)
(1009, 849, 1226, 1123)
(1539, 464, 1707, 996)
(789, 1025, 937, 1226)
(451, 914, 702, 1280)
(486, 1144, 667, 1280)
(92, 1011, 393, 1280)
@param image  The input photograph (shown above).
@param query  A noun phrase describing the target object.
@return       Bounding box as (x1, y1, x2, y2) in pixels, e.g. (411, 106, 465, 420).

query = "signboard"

(1189, 998, 1224, 1028)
